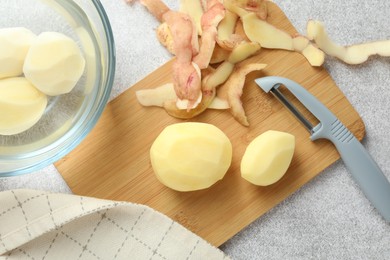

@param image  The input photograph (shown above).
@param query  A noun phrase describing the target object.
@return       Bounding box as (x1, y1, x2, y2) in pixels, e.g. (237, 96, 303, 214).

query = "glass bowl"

(0, 0, 115, 176)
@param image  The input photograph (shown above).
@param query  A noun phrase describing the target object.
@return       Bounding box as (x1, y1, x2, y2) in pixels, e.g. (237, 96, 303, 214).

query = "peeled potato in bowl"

(0, 0, 115, 176)
(0, 77, 47, 135)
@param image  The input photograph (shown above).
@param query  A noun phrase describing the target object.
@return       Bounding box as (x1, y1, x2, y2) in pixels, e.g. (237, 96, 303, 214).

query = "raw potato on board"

(241, 130, 295, 186)
(150, 122, 233, 191)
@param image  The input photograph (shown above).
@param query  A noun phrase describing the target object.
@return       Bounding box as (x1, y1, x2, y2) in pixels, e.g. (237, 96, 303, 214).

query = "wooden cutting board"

(56, 2, 365, 247)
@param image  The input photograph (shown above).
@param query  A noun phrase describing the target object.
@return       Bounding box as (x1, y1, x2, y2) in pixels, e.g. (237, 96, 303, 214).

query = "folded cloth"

(0, 189, 229, 259)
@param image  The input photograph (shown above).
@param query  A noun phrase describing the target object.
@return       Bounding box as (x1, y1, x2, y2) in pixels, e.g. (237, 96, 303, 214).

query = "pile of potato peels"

(128, 0, 390, 126)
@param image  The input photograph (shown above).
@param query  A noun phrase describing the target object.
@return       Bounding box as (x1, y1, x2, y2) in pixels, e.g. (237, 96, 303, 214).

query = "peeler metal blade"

(255, 76, 390, 222)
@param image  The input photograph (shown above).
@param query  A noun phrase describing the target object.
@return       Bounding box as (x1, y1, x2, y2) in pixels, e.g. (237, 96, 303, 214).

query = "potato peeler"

(255, 76, 390, 222)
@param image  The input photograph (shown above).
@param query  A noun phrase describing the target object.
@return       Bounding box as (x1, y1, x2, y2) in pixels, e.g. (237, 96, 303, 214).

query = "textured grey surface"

(1, 0, 390, 259)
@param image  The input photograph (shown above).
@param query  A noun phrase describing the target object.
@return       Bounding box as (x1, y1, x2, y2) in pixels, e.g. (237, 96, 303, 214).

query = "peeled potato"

(23, 32, 85, 96)
(0, 27, 37, 79)
(150, 122, 232, 191)
(0, 77, 47, 135)
(241, 130, 295, 186)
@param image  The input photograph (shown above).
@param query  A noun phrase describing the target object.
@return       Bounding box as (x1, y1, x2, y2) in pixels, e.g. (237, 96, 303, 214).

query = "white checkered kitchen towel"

(0, 189, 230, 259)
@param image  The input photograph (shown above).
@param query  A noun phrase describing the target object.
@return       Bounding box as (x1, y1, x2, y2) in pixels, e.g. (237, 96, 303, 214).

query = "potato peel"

(163, 87, 216, 119)
(193, 0, 226, 69)
(301, 44, 325, 67)
(136, 82, 229, 110)
(136, 83, 177, 107)
(217, 10, 238, 42)
(221, 63, 267, 126)
(217, 10, 242, 50)
(224, 2, 324, 66)
(210, 44, 231, 64)
(205, 41, 261, 90)
(163, 10, 202, 108)
(231, 0, 268, 20)
(179, 0, 204, 35)
(208, 96, 230, 109)
(307, 20, 390, 64)
(227, 41, 261, 64)
(135, 0, 170, 22)
(204, 62, 235, 89)
(242, 12, 294, 50)
(130, 0, 390, 125)
(156, 23, 175, 55)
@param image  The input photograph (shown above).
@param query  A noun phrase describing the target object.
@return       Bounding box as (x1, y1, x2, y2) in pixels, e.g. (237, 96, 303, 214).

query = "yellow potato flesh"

(241, 130, 295, 186)
(150, 122, 232, 191)
(0, 77, 47, 135)
(23, 32, 85, 96)
(0, 27, 36, 79)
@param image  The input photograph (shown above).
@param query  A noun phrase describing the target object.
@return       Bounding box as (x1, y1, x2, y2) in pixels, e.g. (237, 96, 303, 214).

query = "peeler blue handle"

(255, 76, 390, 222)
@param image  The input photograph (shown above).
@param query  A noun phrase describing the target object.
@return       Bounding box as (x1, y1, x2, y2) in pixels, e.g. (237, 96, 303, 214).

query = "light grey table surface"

(1, 0, 390, 259)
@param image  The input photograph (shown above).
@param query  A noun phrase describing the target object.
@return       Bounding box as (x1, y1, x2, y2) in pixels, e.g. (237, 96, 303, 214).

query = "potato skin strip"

(193, 0, 226, 69)
(217, 10, 246, 50)
(232, 0, 268, 20)
(179, 0, 204, 35)
(162, 11, 202, 109)
(307, 20, 390, 64)
(219, 63, 267, 126)
(139, 0, 170, 22)
(224, 2, 324, 66)
(163, 86, 216, 119)
(136, 83, 176, 107)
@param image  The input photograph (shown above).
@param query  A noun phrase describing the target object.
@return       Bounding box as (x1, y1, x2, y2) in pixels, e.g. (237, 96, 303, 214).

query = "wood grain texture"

(55, 2, 365, 247)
